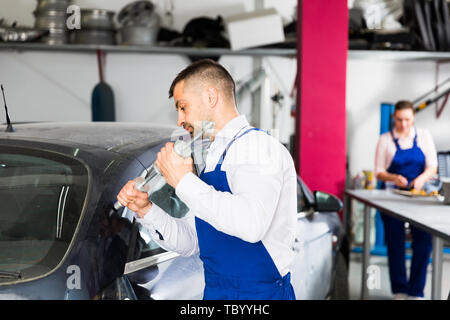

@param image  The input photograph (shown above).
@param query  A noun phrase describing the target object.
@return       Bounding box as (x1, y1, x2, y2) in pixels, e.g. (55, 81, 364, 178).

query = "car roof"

(0, 122, 178, 151)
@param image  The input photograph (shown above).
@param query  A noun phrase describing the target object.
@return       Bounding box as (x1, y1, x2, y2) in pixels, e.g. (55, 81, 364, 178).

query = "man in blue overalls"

(117, 59, 297, 300)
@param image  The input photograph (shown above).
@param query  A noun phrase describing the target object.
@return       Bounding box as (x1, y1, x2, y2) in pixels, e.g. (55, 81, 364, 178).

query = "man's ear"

(205, 86, 219, 108)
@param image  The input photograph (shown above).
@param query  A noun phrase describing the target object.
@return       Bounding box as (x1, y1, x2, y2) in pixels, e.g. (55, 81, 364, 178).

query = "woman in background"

(375, 100, 438, 299)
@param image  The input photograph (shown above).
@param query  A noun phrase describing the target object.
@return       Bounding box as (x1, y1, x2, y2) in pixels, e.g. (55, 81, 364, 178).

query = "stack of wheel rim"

(70, 9, 117, 45)
(34, 0, 72, 45)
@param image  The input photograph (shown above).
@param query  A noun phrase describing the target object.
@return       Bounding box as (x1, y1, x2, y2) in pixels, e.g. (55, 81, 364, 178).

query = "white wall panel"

(346, 59, 450, 178)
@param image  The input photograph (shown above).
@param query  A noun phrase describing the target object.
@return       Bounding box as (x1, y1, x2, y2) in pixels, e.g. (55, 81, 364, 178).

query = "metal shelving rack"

(348, 49, 450, 62)
(2, 43, 450, 61)
(0, 42, 297, 57)
(4, 43, 450, 61)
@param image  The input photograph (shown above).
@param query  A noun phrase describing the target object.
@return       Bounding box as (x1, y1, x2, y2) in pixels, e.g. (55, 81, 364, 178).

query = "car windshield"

(0, 146, 88, 283)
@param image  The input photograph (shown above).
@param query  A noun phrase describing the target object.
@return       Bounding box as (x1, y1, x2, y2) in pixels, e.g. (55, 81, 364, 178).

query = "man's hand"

(394, 174, 408, 188)
(155, 142, 194, 189)
(117, 180, 152, 218)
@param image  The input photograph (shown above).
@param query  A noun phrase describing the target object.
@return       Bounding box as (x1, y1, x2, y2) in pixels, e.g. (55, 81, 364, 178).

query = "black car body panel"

(0, 122, 348, 300)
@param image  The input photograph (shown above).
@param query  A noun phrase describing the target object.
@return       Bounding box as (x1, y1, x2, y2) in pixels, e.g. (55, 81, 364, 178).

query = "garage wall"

(3, 0, 449, 183)
(0, 0, 297, 144)
(347, 59, 450, 179)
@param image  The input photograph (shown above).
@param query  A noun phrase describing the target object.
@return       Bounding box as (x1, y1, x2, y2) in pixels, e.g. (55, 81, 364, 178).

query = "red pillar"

(295, 1, 348, 207)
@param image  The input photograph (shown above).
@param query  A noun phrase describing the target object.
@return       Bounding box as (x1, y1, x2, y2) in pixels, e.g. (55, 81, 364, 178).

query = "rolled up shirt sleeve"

(375, 135, 389, 176)
(421, 129, 438, 169)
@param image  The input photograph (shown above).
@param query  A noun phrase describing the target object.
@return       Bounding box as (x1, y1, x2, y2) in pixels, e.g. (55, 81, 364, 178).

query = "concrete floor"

(348, 251, 450, 300)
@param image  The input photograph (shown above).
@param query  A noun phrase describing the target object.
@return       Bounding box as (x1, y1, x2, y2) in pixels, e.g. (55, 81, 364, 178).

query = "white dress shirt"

(375, 127, 438, 176)
(136, 115, 298, 277)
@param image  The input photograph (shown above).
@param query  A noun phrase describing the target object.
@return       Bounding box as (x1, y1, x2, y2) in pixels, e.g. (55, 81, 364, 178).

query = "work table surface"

(345, 189, 450, 242)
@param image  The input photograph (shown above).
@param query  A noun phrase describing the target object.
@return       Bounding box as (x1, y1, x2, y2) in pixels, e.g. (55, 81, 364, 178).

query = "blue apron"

(196, 127, 296, 300)
(386, 129, 425, 186)
(381, 129, 432, 297)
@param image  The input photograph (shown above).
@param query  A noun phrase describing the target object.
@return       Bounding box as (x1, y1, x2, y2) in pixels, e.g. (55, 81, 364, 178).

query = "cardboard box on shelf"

(224, 8, 285, 51)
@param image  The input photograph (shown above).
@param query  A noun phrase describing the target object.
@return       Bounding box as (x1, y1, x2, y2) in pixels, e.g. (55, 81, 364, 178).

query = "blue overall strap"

(390, 129, 401, 148)
(217, 127, 267, 165)
(390, 127, 419, 149)
(412, 128, 419, 146)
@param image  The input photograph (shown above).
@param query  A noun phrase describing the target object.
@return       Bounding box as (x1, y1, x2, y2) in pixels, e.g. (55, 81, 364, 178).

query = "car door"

(120, 171, 205, 300)
(290, 177, 333, 300)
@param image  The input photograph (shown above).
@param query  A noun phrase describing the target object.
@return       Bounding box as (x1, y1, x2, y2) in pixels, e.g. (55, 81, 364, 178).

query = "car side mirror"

(314, 191, 343, 212)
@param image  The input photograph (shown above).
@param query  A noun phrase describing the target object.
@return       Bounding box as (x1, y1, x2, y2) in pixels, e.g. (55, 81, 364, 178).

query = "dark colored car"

(0, 122, 349, 300)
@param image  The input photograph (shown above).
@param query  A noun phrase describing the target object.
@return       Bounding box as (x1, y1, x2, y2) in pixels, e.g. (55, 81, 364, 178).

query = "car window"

(0, 146, 88, 283)
(297, 177, 314, 212)
(127, 174, 189, 262)
(297, 179, 308, 212)
(149, 178, 189, 219)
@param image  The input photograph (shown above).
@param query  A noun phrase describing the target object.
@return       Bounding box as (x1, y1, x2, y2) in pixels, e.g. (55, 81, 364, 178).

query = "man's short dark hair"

(168, 59, 236, 101)
(395, 100, 415, 114)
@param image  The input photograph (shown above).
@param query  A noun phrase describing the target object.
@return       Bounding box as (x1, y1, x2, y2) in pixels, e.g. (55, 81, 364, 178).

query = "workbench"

(345, 189, 450, 300)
